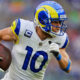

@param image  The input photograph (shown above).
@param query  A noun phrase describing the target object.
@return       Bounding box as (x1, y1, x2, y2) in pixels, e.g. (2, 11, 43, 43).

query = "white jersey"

(2, 19, 69, 80)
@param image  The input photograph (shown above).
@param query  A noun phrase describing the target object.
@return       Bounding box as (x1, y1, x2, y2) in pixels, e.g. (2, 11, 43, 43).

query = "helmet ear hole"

(43, 25, 51, 32)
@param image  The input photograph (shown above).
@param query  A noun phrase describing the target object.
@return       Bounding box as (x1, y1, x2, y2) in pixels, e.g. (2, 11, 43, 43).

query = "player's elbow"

(65, 66, 71, 73)
(63, 60, 72, 73)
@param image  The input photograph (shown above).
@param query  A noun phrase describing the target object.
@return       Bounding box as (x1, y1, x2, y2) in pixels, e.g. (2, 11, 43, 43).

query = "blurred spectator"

(8, 0, 26, 14)
(67, 0, 80, 10)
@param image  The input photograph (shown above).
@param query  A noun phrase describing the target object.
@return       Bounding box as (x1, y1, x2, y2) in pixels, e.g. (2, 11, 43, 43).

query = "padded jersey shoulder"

(51, 33, 69, 48)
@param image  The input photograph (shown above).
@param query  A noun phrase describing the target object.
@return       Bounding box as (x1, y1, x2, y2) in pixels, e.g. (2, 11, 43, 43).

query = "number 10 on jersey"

(22, 46, 48, 73)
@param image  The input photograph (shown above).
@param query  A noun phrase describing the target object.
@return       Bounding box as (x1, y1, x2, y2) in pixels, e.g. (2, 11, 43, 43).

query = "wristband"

(50, 50, 62, 61)
(63, 59, 71, 71)
(56, 54, 62, 61)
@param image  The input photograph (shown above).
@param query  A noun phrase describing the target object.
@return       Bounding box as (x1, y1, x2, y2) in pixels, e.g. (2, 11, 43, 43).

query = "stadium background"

(0, 0, 80, 80)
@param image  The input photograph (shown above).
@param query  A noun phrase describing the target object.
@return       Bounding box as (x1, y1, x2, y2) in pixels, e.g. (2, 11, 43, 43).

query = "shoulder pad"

(11, 18, 21, 44)
(61, 33, 69, 48)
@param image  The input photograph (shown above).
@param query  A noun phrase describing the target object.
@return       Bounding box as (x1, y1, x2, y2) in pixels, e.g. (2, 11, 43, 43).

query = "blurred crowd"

(0, 0, 80, 80)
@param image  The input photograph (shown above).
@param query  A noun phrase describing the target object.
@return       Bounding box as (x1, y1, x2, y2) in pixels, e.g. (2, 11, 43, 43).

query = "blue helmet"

(34, 1, 67, 36)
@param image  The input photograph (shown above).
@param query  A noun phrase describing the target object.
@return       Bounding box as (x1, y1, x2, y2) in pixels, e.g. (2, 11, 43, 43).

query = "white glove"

(49, 43, 60, 57)
(49, 43, 59, 52)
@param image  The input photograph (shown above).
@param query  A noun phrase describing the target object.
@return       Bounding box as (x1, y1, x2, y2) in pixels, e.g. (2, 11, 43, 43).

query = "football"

(0, 43, 12, 71)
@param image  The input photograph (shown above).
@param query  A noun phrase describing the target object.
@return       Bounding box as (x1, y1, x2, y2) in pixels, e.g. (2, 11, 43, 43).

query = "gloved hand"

(49, 43, 60, 57)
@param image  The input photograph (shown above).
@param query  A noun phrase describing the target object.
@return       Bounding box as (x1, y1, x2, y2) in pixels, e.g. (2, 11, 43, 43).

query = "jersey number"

(22, 46, 48, 73)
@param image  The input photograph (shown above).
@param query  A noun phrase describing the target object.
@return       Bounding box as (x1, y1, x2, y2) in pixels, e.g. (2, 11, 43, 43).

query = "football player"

(0, 1, 72, 80)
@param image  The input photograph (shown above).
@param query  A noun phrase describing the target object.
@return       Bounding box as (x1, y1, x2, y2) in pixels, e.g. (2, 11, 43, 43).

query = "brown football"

(0, 43, 12, 71)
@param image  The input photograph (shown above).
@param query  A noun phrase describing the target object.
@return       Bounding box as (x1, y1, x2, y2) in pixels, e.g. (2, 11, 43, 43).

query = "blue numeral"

(22, 46, 33, 70)
(22, 46, 48, 73)
(30, 51, 48, 72)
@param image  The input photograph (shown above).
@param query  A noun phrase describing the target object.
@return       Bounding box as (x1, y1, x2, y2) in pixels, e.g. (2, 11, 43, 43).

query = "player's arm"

(58, 48, 71, 73)
(0, 27, 15, 71)
(0, 18, 20, 42)
(0, 27, 17, 42)
(49, 43, 72, 73)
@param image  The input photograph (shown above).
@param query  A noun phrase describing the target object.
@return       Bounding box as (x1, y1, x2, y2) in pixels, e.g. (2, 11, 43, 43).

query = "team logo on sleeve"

(24, 29, 33, 38)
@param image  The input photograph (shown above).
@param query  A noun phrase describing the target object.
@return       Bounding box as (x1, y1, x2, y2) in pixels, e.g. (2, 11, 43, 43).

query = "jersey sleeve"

(61, 33, 69, 48)
(11, 18, 21, 44)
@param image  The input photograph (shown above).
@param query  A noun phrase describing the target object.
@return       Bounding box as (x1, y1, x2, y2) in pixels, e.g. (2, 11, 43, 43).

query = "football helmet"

(34, 1, 67, 36)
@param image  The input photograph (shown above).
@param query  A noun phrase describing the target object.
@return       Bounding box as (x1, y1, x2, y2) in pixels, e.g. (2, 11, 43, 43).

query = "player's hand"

(49, 43, 60, 57)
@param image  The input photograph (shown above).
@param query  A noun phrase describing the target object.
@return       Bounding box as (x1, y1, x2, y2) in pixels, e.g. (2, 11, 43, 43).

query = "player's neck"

(36, 26, 52, 40)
